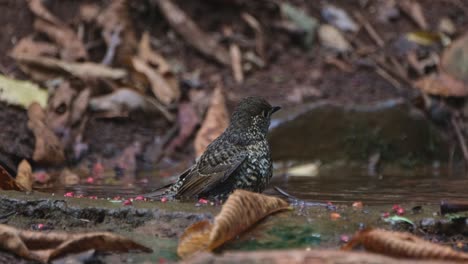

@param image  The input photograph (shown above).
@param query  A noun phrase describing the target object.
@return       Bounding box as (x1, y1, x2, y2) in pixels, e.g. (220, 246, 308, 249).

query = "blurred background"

(1, 0, 468, 204)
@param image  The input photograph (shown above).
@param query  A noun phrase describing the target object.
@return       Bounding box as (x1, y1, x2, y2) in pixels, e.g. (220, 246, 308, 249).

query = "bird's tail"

(142, 183, 173, 200)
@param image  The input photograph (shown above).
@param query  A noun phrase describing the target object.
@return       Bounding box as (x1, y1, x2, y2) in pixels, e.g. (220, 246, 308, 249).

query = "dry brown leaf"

(10, 36, 58, 58)
(28, 0, 86, 61)
(398, 0, 428, 30)
(15, 160, 33, 191)
(46, 81, 76, 134)
(88, 88, 173, 121)
(230, 44, 244, 83)
(59, 168, 80, 186)
(70, 88, 91, 126)
(132, 56, 179, 105)
(0, 223, 152, 263)
(342, 228, 468, 261)
(13, 54, 127, 80)
(79, 3, 100, 23)
(27, 0, 62, 25)
(97, 0, 137, 66)
(413, 73, 468, 97)
(154, 0, 230, 66)
(194, 87, 229, 157)
(27, 102, 65, 165)
(184, 249, 452, 264)
(0, 165, 22, 191)
(177, 190, 290, 258)
(136, 32, 180, 103)
(241, 12, 265, 60)
(441, 32, 468, 83)
(166, 101, 200, 153)
(33, 19, 87, 62)
(138, 32, 171, 73)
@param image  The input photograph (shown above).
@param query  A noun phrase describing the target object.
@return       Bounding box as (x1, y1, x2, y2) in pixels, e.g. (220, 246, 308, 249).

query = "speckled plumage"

(145, 97, 280, 200)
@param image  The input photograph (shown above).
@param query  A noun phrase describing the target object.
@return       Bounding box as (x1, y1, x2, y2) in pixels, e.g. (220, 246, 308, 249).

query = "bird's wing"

(174, 152, 247, 199)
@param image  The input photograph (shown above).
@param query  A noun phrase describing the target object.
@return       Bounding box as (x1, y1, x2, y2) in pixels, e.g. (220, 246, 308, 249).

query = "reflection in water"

(268, 163, 468, 205)
(40, 163, 468, 205)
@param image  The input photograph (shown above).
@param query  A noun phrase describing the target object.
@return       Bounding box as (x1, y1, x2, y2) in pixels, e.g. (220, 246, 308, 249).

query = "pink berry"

(340, 234, 350, 243)
(160, 197, 168, 203)
(134, 195, 145, 201)
(64, 192, 74, 197)
(86, 177, 95, 184)
(396, 207, 405, 215)
(37, 223, 45, 230)
(382, 212, 390, 218)
(123, 199, 133, 206)
(392, 204, 401, 212)
(198, 198, 209, 204)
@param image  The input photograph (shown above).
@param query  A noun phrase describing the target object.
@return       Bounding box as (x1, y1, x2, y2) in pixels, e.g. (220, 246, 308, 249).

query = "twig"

(375, 66, 403, 92)
(241, 12, 265, 60)
(451, 117, 468, 164)
(101, 25, 122, 65)
(354, 11, 385, 48)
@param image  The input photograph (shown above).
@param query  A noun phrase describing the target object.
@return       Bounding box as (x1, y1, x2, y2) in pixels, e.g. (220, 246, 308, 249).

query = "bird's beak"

(271, 106, 281, 114)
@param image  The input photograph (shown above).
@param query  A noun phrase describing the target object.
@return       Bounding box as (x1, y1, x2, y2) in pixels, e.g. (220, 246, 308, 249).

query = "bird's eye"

(262, 110, 269, 118)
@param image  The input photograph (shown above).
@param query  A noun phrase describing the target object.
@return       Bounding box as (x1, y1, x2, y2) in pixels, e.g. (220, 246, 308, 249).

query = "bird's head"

(227, 97, 281, 142)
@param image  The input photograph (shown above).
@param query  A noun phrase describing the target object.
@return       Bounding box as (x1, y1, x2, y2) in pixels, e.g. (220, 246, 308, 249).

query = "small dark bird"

(145, 96, 280, 200)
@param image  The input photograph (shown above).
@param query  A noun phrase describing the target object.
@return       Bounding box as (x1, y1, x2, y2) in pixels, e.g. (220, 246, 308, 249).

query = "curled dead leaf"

(413, 73, 468, 97)
(0, 165, 21, 191)
(154, 0, 230, 66)
(13, 54, 127, 80)
(177, 190, 290, 258)
(27, 102, 65, 165)
(15, 160, 33, 191)
(343, 228, 468, 261)
(28, 0, 87, 61)
(97, 0, 137, 66)
(70, 88, 91, 126)
(46, 81, 76, 134)
(441, 32, 468, 83)
(166, 102, 200, 153)
(138, 32, 171, 73)
(10, 36, 58, 58)
(33, 19, 87, 62)
(88, 88, 173, 121)
(132, 56, 179, 105)
(0, 223, 152, 263)
(194, 87, 229, 157)
(27, 0, 62, 25)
